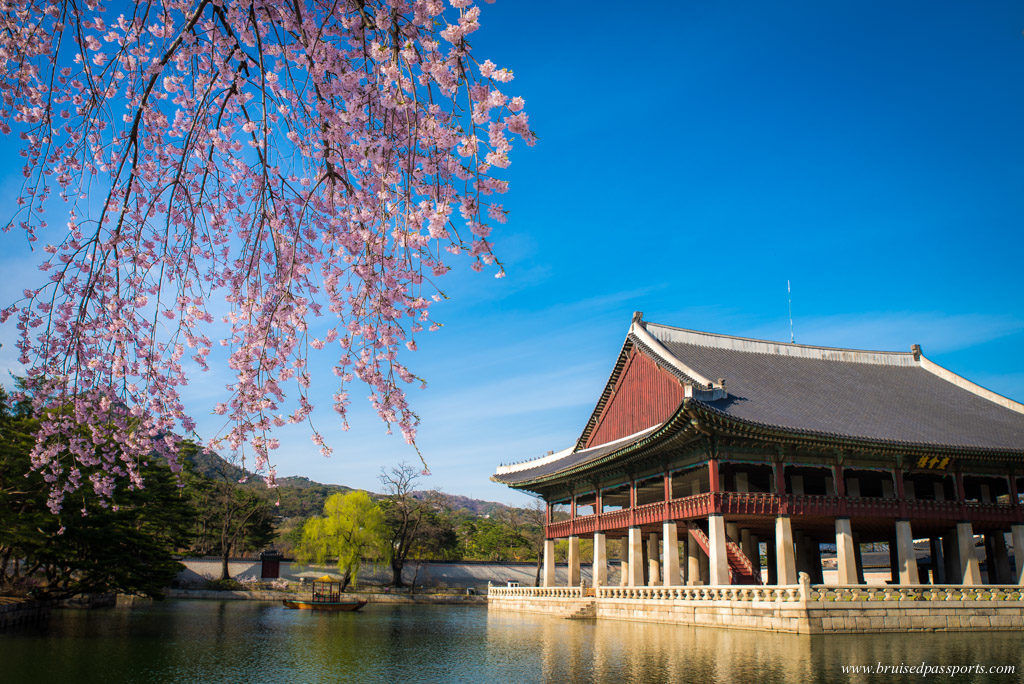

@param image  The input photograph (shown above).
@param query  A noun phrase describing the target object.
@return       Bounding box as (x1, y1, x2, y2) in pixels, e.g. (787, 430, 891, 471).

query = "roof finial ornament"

(632, 311, 643, 324)
(911, 344, 922, 361)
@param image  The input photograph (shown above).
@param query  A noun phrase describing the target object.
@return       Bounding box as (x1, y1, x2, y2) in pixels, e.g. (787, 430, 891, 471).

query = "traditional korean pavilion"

(493, 313, 1024, 588)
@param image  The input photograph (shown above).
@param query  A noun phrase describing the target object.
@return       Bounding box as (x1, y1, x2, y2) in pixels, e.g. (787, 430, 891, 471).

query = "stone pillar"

(619, 538, 629, 587)
(542, 538, 556, 587)
(750, 535, 762, 577)
(686, 529, 702, 585)
(943, 531, 962, 584)
(726, 521, 740, 544)
(567, 536, 581, 587)
(957, 521, 982, 585)
(709, 514, 730, 585)
(740, 529, 755, 566)
(663, 521, 680, 586)
(1012, 525, 1024, 585)
(853, 535, 865, 584)
(627, 527, 645, 586)
(592, 532, 607, 588)
(775, 516, 797, 584)
(835, 517, 858, 584)
(894, 520, 920, 585)
(986, 531, 1012, 584)
(807, 536, 824, 584)
(930, 538, 945, 584)
(647, 532, 661, 585)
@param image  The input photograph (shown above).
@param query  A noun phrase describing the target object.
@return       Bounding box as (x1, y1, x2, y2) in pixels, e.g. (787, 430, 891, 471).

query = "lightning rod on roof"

(787, 280, 795, 344)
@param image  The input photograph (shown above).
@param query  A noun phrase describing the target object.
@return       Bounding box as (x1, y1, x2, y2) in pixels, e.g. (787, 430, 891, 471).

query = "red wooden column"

(894, 467, 907, 518)
(570, 495, 577, 536)
(773, 461, 787, 514)
(628, 478, 637, 527)
(708, 459, 721, 513)
(833, 464, 847, 516)
(663, 471, 672, 519)
(955, 471, 967, 520)
(596, 487, 604, 516)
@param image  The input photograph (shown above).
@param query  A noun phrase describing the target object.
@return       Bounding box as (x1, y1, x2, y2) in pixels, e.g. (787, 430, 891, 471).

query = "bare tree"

(379, 463, 424, 588)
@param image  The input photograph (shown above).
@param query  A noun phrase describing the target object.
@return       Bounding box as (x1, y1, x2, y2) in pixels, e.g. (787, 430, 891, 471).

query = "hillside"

(183, 448, 513, 520)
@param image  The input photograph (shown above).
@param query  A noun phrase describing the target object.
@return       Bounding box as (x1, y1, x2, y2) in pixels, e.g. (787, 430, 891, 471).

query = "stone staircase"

(565, 600, 597, 619)
(686, 523, 762, 585)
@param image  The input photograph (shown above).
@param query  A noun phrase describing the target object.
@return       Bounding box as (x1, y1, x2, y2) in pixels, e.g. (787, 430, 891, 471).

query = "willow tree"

(298, 490, 386, 590)
(0, 0, 534, 512)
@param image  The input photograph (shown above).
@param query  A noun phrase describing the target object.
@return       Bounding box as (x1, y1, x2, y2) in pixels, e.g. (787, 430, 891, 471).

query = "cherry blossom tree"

(0, 0, 533, 512)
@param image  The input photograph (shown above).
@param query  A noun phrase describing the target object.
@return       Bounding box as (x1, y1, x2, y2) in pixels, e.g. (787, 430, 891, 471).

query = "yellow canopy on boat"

(317, 575, 339, 582)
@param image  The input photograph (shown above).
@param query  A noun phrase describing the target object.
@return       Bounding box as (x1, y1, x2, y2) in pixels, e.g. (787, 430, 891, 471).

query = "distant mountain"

(182, 448, 514, 519)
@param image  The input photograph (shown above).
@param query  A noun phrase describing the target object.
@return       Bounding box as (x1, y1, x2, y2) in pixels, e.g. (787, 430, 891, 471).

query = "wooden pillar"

(894, 519, 920, 585)
(835, 517, 858, 584)
(542, 538, 556, 587)
(709, 459, 721, 492)
(772, 462, 783, 494)
(775, 516, 797, 584)
(662, 521, 680, 586)
(957, 521, 982, 585)
(592, 532, 607, 587)
(709, 513, 730, 585)
(567, 536, 581, 587)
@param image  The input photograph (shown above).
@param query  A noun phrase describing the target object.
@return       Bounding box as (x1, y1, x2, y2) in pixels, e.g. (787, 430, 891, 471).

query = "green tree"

(0, 387, 194, 599)
(297, 491, 386, 591)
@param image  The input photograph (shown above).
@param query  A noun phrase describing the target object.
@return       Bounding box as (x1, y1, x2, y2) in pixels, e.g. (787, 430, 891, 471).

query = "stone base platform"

(487, 580, 1024, 634)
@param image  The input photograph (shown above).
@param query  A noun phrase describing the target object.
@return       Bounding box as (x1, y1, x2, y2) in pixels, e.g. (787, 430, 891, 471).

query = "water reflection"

(1, 601, 1022, 683)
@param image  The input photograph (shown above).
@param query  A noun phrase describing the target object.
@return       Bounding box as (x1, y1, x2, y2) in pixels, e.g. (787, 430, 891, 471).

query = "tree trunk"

(340, 568, 352, 592)
(535, 558, 542, 587)
(391, 557, 405, 587)
(220, 546, 232, 581)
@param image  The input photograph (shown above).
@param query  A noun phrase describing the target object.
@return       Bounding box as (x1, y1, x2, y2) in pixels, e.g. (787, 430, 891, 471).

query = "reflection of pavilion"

(493, 313, 1024, 590)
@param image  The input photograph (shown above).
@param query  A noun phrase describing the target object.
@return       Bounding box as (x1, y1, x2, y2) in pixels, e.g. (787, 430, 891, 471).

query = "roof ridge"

(643, 321, 917, 366)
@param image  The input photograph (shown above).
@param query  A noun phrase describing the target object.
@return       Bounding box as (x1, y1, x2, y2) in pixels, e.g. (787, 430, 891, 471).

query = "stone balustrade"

(490, 583, 1024, 605)
(810, 584, 1024, 602)
(488, 586, 583, 599)
(596, 585, 802, 602)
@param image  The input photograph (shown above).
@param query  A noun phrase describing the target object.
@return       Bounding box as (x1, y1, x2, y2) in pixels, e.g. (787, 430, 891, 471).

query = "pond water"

(2, 600, 1023, 683)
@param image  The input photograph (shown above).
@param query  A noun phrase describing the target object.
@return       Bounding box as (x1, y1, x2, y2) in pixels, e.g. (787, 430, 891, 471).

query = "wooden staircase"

(686, 523, 762, 585)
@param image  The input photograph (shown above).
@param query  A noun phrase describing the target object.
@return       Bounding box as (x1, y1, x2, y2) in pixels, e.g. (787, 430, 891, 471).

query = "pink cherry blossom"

(0, 0, 534, 512)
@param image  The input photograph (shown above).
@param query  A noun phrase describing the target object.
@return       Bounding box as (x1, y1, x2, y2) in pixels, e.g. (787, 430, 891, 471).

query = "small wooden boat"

(282, 578, 367, 612)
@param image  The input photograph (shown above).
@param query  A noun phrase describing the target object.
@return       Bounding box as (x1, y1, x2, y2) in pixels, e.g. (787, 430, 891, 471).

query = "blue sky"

(3, 1, 1024, 507)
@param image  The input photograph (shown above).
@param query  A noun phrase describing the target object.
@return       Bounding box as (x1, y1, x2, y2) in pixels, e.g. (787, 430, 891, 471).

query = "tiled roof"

(493, 316, 1024, 488)
(646, 322, 1024, 452)
(491, 425, 661, 485)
